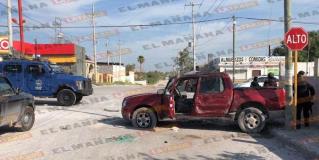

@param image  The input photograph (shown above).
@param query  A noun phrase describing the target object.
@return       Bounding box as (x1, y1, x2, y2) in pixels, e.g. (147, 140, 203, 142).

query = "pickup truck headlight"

(76, 81, 83, 90)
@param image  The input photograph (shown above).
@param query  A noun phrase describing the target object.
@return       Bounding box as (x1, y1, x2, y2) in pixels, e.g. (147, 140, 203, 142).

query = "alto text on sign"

(284, 27, 309, 51)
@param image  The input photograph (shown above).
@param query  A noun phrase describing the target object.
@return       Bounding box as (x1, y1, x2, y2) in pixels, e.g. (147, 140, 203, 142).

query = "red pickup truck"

(121, 72, 286, 133)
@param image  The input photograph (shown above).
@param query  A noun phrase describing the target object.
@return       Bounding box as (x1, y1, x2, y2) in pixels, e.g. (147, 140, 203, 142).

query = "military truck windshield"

(49, 64, 64, 73)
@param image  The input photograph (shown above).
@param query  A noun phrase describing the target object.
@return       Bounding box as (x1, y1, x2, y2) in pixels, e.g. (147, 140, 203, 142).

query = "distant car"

(0, 77, 35, 131)
(235, 76, 279, 88)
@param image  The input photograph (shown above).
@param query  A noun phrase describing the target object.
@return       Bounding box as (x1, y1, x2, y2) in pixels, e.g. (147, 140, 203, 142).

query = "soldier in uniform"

(295, 71, 315, 129)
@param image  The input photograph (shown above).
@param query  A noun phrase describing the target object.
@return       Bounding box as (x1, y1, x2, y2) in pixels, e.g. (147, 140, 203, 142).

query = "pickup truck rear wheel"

(238, 107, 266, 133)
(132, 107, 157, 129)
(57, 89, 76, 106)
(18, 106, 35, 132)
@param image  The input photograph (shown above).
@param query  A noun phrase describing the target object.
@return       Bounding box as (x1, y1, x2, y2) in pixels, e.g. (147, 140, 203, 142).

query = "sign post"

(284, 27, 309, 129)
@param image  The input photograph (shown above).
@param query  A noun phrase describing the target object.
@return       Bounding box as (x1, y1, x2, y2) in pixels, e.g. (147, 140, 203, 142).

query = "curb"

(269, 128, 319, 159)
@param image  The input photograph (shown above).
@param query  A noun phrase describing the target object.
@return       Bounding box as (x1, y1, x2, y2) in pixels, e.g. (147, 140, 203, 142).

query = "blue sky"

(0, 0, 318, 71)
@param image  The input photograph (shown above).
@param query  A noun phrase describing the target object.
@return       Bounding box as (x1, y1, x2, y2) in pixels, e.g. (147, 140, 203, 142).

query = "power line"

(238, 16, 319, 25)
(1, 16, 318, 29)
(0, 17, 232, 28)
(0, 1, 75, 41)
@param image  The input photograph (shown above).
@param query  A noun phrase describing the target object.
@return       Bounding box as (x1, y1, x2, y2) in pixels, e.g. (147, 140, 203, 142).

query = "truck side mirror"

(157, 89, 164, 95)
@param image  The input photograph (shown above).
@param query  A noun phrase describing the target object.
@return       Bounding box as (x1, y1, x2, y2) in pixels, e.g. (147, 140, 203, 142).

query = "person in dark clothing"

(250, 77, 261, 88)
(295, 71, 315, 129)
(264, 72, 278, 87)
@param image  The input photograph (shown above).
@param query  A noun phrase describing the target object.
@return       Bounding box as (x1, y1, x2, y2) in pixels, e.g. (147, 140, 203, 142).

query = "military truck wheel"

(57, 89, 76, 106)
(75, 94, 83, 104)
(18, 106, 35, 132)
(238, 107, 266, 133)
(132, 107, 157, 129)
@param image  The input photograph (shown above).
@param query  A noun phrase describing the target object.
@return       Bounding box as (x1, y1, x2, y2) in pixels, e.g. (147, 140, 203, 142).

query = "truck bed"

(229, 87, 286, 113)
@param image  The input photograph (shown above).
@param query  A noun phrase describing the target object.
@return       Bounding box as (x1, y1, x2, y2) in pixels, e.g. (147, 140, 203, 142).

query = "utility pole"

(119, 41, 122, 68)
(232, 16, 236, 82)
(54, 17, 57, 43)
(7, 0, 13, 56)
(34, 38, 38, 57)
(307, 38, 311, 75)
(92, 0, 98, 83)
(54, 17, 61, 43)
(186, 1, 200, 72)
(268, 45, 271, 57)
(284, 0, 294, 129)
(118, 40, 122, 81)
(18, 0, 24, 57)
(106, 40, 109, 65)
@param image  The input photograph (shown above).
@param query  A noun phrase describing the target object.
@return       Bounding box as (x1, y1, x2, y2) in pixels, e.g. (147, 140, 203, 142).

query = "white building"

(211, 56, 316, 82)
(212, 56, 285, 81)
(97, 62, 126, 82)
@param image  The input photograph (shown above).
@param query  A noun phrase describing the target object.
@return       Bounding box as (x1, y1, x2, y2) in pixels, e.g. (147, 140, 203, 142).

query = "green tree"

(272, 31, 319, 61)
(174, 48, 193, 74)
(125, 64, 135, 75)
(137, 56, 145, 72)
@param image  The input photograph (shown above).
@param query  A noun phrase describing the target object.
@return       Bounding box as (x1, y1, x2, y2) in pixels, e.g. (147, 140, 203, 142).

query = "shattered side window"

(199, 76, 224, 93)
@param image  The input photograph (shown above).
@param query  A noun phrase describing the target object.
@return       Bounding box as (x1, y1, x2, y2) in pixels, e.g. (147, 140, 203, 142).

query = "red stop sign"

(284, 27, 308, 51)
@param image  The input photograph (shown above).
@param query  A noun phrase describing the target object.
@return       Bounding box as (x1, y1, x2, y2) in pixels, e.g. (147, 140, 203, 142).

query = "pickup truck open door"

(163, 77, 176, 119)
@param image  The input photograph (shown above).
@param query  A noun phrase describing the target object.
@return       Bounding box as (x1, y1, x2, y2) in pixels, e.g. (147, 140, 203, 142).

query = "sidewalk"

(269, 116, 319, 160)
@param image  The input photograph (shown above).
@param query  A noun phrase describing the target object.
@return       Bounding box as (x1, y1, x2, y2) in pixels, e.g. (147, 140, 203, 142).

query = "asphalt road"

(0, 85, 308, 160)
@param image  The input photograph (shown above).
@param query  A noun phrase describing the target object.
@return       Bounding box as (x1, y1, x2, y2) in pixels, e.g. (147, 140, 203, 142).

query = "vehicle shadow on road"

(35, 100, 60, 106)
(98, 117, 275, 137)
(0, 126, 19, 135)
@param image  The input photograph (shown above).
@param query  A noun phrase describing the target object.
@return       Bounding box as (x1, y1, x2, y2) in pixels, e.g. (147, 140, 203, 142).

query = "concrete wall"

(279, 62, 315, 77)
(135, 80, 147, 86)
(314, 58, 319, 77)
(98, 65, 126, 82)
(126, 71, 135, 83)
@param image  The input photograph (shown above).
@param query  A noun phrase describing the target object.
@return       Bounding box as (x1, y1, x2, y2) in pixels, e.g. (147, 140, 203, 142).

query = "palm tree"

(137, 56, 145, 72)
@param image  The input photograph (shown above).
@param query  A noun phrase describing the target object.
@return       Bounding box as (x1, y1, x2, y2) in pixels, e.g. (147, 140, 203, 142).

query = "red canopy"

(13, 41, 75, 56)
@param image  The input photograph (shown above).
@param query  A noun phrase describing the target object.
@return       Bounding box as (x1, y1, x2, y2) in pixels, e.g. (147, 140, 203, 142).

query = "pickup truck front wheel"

(57, 89, 76, 106)
(238, 107, 266, 133)
(18, 106, 35, 132)
(132, 107, 157, 129)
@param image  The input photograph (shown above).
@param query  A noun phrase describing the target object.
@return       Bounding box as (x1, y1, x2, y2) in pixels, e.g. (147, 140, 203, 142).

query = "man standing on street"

(250, 77, 261, 88)
(264, 72, 278, 88)
(295, 71, 315, 129)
